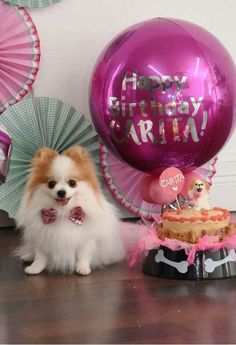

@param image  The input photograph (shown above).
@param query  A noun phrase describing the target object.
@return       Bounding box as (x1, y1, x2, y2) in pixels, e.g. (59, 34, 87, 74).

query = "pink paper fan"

(197, 156, 217, 183)
(0, 2, 40, 113)
(100, 144, 217, 219)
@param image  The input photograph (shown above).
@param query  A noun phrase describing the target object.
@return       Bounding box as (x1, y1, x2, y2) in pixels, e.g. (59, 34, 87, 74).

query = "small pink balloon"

(149, 178, 176, 205)
(139, 175, 155, 203)
(181, 171, 205, 198)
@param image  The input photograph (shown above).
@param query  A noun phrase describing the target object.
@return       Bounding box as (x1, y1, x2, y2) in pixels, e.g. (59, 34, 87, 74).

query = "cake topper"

(187, 179, 210, 210)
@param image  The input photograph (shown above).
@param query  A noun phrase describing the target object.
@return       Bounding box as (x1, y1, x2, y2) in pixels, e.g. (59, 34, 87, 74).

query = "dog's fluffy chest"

(28, 213, 92, 244)
(26, 217, 95, 272)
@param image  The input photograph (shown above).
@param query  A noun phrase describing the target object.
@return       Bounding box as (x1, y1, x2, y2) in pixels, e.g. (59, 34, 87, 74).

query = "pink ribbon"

(127, 224, 236, 267)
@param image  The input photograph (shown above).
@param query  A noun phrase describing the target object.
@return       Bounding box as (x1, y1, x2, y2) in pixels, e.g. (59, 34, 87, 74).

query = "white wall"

(30, 0, 236, 121)
(1, 0, 236, 224)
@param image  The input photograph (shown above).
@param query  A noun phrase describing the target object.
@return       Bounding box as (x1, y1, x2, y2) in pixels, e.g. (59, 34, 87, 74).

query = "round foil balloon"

(90, 18, 236, 173)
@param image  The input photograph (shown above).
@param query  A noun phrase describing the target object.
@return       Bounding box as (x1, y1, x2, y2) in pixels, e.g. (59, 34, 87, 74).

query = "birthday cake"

(157, 207, 231, 244)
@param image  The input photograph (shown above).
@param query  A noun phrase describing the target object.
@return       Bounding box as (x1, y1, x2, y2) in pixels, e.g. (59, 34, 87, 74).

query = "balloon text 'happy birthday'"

(109, 72, 208, 145)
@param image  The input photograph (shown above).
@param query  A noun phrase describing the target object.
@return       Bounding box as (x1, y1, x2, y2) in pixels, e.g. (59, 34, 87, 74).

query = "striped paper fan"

(0, 2, 40, 113)
(0, 97, 102, 219)
(100, 144, 217, 220)
(3, 0, 59, 8)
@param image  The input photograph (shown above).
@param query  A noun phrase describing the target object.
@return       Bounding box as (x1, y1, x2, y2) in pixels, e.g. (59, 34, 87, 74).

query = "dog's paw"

(25, 264, 44, 275)
(21, 253, 34, 262)
(75, 262, 91, 276)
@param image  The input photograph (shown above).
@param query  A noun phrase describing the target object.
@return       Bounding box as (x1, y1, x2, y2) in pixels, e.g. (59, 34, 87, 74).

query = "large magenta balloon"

(90, 18, 236, 173)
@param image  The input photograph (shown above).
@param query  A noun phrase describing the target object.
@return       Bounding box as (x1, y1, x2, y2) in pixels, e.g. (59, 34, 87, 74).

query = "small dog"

(187, 179, 210, 210)
(16, 146, 125, 275)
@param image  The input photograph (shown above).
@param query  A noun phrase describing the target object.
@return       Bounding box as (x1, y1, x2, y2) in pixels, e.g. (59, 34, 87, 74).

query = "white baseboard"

(211, 151, 236, 211)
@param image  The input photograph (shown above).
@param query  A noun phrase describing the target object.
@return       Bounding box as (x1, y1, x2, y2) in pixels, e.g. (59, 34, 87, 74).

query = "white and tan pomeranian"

(16, 146, 125, 275)
(188, 179, 210, 210)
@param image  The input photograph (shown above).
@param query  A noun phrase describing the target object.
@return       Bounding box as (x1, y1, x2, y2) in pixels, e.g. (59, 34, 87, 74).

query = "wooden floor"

(1, 229, 236, 344)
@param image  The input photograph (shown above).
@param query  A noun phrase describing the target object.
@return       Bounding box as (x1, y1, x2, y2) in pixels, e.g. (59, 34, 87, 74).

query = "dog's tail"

(120, 220, 158, 266)
(120, 221, 142, 250)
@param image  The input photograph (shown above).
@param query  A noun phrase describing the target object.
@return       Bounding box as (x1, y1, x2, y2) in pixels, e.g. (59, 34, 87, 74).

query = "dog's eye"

(48, 180, 56, 189)
(68, 179, 76, 188)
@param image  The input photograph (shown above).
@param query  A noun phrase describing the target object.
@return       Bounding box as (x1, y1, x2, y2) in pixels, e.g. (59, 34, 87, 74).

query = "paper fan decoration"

(196, 157, 218, 182)
(3, 0, 59, 8)
(0, 97, 102, 219)
(0, 1, 40, 113)
(100, 144, 217, 219)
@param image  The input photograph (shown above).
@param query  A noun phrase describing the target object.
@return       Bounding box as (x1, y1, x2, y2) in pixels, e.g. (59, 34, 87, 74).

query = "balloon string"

(31, 88, 46, 147)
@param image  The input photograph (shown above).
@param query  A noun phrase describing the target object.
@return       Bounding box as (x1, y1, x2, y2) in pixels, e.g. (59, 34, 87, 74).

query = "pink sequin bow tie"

(41, 207, 85, 225)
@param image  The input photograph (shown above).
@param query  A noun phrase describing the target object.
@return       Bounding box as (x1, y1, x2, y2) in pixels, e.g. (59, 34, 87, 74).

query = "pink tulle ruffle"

(122, 223, 236, 267)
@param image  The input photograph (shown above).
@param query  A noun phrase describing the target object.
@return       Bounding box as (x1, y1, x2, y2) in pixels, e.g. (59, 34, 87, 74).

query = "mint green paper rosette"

(3, 0, 59, 8)
(0, 97, 102, 219)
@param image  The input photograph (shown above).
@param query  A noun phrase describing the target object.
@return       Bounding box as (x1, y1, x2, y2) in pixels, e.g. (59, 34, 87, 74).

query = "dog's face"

(27, 146, 100, 206)
(192, 179, 206, 193)
(44, 153, 81, 206)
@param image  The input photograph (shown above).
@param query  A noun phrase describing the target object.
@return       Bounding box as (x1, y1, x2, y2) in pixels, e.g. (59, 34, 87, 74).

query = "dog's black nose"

(57, 190, 66, 198)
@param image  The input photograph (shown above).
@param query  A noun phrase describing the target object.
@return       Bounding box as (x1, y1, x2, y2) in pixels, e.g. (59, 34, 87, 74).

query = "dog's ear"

(189, 179, 196, 190)
(34, 147, 58, 161)
(205, 181, 211, 190)
(27, 148, 58, 201)
(63, 146, 100, 195)
(63, 146, 89, 162)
